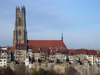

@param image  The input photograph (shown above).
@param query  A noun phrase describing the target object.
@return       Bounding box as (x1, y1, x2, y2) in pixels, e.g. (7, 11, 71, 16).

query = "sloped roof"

(11, 47, 15, 52)
(87, 50, 97, 55)
(27, 40, 66, 48)
(68, 49, 77, 55)
(15, 44, 27, 50)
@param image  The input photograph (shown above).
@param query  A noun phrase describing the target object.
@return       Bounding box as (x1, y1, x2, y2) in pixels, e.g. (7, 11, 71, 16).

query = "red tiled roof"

(15, 44, 27, 50)
(27, 40, 66, 48)
(68, 50, 77, 55)
(87, 50, 97, 55)
(68, 49, 99, 55)
(11, 47, 15, 52)
(68, 49, 88, 55)
(96, 50, 100, 54)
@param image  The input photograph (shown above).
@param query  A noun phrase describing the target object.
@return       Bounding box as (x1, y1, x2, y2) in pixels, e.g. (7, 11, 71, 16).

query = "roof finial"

(61, 32, 63, 42)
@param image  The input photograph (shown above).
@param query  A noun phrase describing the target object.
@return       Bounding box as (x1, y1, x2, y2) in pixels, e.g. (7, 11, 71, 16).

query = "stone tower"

(13, 6, 27, 46)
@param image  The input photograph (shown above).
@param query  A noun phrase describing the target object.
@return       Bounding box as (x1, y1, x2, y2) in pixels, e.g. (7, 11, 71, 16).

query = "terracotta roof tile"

(11, 47, 15, 52)
(27, 40, 66, 48)
(87, 50, 97, 55)
(15, 44, 27, 50)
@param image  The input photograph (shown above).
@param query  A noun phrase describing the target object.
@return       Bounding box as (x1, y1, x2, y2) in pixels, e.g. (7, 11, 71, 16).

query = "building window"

(19, 30, 21, 36)
(0, 60, 2, 62)
(56, 47, 59, 50)
(19, 17, 21, 26)
(4, 60, 5, 62)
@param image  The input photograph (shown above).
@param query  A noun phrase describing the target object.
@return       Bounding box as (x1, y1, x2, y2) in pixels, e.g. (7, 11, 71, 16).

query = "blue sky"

(0, 0, 100, 50)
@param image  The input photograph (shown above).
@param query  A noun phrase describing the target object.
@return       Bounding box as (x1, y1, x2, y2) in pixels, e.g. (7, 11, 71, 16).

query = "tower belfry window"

(19, 17, 21, 26)
(19, 30, 21, 36)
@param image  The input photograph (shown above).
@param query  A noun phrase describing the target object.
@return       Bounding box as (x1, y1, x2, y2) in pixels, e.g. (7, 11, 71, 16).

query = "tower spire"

(61, 32, 63, 42)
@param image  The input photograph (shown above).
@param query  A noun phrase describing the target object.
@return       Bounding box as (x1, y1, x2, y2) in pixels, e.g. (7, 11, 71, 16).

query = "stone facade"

(15, 49, 26, 63)
(7, 47, 11, 63)
(15, 44, 27, 63)
(13, 6, 27, 46)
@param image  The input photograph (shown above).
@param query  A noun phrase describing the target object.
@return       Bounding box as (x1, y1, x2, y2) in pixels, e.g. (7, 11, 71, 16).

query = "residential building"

(15, 44, 27, 63)
(55, 53, 67, 63)
(33, 53, 46, 62)
(7, 47, 11, 63)
(11, 47, 15, 61)
(87, 50, 97, 65)
(49, 55, 55, 62)
(0, 47, 7, 67)
(97, 54, 100, 66)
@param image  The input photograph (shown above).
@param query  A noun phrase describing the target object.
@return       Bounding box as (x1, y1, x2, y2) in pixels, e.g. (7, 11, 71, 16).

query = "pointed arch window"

(19, 17, 21, 26)
(19, 30, 21, 36)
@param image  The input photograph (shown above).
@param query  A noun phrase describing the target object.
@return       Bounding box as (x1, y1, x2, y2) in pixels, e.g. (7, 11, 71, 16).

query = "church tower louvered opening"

(13, 6, 27, 46)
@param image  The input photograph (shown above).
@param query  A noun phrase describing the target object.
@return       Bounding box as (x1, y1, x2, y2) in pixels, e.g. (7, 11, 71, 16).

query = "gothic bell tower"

(13, 6, 27, 46)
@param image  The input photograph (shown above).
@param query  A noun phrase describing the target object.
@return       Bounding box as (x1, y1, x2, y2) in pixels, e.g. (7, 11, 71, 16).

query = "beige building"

(33, 53, 46, 62)
(15, 44, 27, 63)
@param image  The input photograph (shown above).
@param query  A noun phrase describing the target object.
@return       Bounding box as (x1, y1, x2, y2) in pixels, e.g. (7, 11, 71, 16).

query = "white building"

(87, 55, 94, 65)
(55, 53, 67, 63)
(49, 55, 55, 62)
(87, 50, 97, 66)
(0, 47, 7, 67)
(97, 55, 100, 66)
(25, 57, 29, 66)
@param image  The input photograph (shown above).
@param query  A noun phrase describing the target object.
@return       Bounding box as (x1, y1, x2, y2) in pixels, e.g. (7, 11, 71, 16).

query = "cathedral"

(13, 6, 27, 46)
(13, 6, 67, 63)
